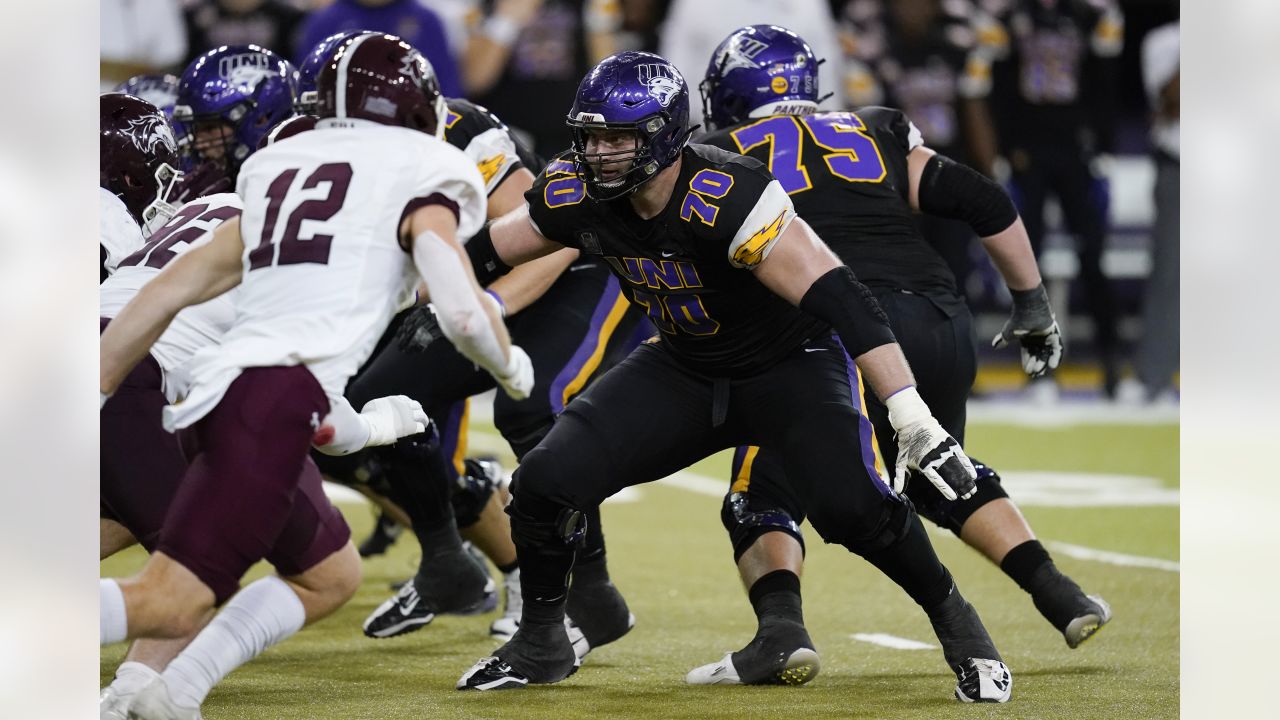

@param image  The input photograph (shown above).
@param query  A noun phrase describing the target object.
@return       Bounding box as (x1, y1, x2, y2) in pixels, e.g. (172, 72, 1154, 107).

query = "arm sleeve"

(799, 266, 897, 358)
(917, 153, 1018, 237)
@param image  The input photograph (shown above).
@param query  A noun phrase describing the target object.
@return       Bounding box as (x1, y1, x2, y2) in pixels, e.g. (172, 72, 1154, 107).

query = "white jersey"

(100, 188, 145, 278)
(100, 193, 244, 402)
(164, 121, 487, 430)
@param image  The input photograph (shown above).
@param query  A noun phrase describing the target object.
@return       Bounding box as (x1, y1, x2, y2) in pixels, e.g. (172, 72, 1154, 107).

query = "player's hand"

(493, 345, 534, 400)
(360, 396, 430, 446)
(992, 283, 1063, 378)
(886, 387, 976, 501)
(395, 304, 444, 353)
(171, 161, 232, 206)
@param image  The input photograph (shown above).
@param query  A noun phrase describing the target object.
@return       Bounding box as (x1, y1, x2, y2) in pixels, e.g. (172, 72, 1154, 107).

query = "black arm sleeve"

(918, 153, 1019, 237)
(465, 222, 512, 286)
(799, 266, 897, 358)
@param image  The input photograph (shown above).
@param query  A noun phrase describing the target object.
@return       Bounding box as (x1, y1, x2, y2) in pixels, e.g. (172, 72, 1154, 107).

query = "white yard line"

(1043, 540, 1181, 573)
(850, 633, 937, 650)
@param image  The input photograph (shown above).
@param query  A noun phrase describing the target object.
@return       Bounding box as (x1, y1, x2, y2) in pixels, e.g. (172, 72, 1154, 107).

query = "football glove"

(492, 345, 534, 401)
(886, 387, 976, 501)
(395, 303, 444, 354)
(360, 396, 430, 447)
(992, 283, 1063, 378)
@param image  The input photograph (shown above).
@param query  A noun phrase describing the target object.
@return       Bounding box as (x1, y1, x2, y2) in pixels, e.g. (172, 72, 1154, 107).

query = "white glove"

(886, 387, 977, 501)
(492, 345, 534, 400)
(360, 396, 429, 446)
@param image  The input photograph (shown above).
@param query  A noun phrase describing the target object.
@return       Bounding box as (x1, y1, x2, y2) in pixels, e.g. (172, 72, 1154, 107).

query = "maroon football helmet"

(313, 33, 447, 138)
(259, 114, 319, 149)
(100, 93, 182, 233)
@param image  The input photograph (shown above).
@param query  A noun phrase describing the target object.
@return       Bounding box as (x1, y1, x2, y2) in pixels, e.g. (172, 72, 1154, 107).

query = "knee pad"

(838, 494, 916, 557)
(506, 496, 587, 549)
(451, 457, 502, 528)
(720, 491, 805, 563)
(910, 459, 1007, 536)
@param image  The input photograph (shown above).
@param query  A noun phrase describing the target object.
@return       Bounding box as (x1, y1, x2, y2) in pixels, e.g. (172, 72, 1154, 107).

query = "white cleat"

(687, 652, 742, 685)
(127, 678, 203, 719)
(953, 658, 1012, 703)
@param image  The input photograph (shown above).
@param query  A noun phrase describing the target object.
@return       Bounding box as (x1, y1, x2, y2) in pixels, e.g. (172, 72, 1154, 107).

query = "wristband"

(484, 289, 507, 317)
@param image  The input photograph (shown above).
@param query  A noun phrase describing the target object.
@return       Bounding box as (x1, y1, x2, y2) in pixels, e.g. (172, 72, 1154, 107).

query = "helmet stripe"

(335, 33, 376, 119)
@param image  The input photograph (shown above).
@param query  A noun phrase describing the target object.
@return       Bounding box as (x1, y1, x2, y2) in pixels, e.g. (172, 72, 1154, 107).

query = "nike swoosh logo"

(660, 251, 676, 258)
(400, 595, 419, 613)
(803, 348, 826, 353)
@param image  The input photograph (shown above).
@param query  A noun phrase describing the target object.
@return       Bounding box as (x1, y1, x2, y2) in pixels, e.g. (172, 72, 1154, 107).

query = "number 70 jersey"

(170, 123, 487, 428)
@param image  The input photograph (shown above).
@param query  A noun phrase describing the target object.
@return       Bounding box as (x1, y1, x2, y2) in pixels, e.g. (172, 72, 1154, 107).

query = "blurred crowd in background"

(101, 0, 1179, 402)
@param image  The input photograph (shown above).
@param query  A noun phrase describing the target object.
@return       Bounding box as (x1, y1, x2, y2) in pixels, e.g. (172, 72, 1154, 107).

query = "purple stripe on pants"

(832, 335, 892, 497)
(548, 274, 622, 415)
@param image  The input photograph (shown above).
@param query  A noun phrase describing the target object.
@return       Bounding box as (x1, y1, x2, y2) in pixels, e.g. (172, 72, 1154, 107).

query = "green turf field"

(102, 419, 1179, 719)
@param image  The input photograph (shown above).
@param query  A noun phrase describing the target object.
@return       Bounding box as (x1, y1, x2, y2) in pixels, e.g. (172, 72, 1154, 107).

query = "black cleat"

(457, 622, 579, 690)
(1063, 595, 1112, 649)
(363, 545, 491, 638)
(565, 577, 635, 652)
(686, 618, 819, 686)
(457, 657, 529, 691)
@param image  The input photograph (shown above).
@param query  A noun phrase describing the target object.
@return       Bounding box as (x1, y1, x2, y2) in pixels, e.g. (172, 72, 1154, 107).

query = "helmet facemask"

(140, 162, 183, 234)
(568, 113, 673, 201)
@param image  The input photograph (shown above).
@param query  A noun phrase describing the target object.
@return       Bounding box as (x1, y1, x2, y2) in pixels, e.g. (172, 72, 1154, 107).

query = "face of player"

(191, 119, 235, 164)
(584, 128, 641, 182)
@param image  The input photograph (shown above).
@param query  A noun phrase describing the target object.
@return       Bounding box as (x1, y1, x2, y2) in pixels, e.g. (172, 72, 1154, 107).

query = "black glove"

(992, 284, 1063, 378)
(395, 304, 444, 353)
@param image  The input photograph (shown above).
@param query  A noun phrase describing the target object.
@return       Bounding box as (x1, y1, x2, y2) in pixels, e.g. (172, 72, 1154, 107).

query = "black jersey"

(701, 107, 958, 297)
(442, 98, 537, 195)
(526, 144, 827, 377)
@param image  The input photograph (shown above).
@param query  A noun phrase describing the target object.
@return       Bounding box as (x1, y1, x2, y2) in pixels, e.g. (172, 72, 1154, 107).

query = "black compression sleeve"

(918, 153, 1019, 237)
(465, 222, 512, 286)
(799, 266, 897, 358)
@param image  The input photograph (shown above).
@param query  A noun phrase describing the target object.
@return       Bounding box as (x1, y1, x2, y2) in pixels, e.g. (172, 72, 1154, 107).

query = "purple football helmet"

(314, 33, 447, 138)
(114, 74, 180, 119)
(700, 25, 823, 131)
(567, 51, 694, 201)
(100, 93, 182, 233)
(172, 44, 297, 181)
(295, 30, 375, 113)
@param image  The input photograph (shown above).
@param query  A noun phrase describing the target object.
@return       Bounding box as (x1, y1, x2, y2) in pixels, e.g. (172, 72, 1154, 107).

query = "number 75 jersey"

(170, 123, 487, 428)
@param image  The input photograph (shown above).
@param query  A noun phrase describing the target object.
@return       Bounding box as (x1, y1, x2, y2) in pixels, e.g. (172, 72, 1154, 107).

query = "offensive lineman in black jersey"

(456, 50, 1013, 703)
(690, 24, 1108, 686)
(302, 89, 644, 648)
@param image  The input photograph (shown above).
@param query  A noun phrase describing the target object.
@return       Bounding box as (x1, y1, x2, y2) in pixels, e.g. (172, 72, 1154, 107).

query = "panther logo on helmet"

(125, 115, 177, 157)
(639, 63, 682, 107)
(717, 37, 769, 75)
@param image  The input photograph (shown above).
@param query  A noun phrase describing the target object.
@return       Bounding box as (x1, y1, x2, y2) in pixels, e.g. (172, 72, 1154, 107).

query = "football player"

(687, 24, 1106, 691)
(455, 51, 1010, 703)
(99, 34, 529, 718)
(100, 93, 182, 282)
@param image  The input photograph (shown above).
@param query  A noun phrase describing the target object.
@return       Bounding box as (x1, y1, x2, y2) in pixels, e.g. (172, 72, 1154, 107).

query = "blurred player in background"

(979, 0, 1125, 397)
(113, 74, 181, 119)
(691, 25, 1108, 690)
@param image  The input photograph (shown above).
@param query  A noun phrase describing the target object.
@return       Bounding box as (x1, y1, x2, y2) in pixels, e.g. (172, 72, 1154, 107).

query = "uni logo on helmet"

(218, 53, 273, 81)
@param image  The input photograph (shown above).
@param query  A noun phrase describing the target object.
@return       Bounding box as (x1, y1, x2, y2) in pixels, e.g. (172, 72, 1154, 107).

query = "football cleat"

(357, 512, 403, 558)
(456, 657, 530, 691)
(686, 647, 820, 686)
(362, 582, 436, 638)
(953, 658, 1012, 703)
(564, 577, 635, 650)
(489, 568, 523, 640)
(127, 678, 203, 720)
(1064, 595, 1112, 649)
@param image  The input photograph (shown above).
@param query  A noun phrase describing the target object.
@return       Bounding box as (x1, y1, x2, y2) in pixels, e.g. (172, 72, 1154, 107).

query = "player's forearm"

(485, 247, 578, 316)
(413, 228, 513, 375)
(853, 343, 917, 404)
(980, 217, 1042, 292)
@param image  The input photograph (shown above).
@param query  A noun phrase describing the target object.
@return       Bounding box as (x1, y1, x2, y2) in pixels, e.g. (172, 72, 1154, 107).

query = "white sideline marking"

(1043, 540, 1180, 573)
(851, 633, 937, 651)
(965, 398, 1178, 427)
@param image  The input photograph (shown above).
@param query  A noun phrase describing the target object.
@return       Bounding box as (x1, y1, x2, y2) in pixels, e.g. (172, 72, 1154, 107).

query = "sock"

(747, 569, 804, 625)
(515, 542, 575, 627)
(101, 579, 128, 645)
(862, 515, 954, 611)
(999, 540, 1054, 592)
(109, 661, 160, 696)
(496, 559, 519, 575)
(162, 576, 305, 709)
(379, 438, 465, 564)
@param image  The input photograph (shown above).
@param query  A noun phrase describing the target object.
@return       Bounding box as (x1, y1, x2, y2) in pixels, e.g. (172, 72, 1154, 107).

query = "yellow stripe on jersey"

(453, 399, 471, 477)
(731, 446, 760, 494)
(855, 371, 884, 479)
(560, 291, 631, 407)
(733, 208, 788, 268)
